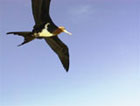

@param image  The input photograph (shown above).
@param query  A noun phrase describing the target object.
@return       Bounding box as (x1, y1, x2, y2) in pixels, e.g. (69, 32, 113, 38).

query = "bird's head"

(59, 26, 72, 35)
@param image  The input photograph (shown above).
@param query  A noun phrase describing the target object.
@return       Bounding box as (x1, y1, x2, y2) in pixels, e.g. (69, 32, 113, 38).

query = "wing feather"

(44, 36, 69, 71)
(32, 0, 57, 30)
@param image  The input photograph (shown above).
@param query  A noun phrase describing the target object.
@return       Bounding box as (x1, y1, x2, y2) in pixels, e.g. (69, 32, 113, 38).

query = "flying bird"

(7, 0, 72, 71)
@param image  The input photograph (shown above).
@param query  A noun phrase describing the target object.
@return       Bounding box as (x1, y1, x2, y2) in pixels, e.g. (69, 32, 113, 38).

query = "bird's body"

(7, 0, 71, 71)
(34, 23, 55, 37)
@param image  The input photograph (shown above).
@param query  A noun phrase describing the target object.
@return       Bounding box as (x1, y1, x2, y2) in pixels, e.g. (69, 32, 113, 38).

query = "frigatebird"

(7, 0, 72, 71)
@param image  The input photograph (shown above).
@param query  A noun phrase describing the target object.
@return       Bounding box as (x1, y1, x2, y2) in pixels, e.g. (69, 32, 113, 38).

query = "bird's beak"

(63, 29, 72, 35)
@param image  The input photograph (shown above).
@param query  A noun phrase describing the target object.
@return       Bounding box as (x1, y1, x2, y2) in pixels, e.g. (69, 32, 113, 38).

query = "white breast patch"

(38, 23, 54, 37)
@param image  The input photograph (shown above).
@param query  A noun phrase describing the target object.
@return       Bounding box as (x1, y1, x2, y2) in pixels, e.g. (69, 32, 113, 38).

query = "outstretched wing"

(32, 0, 57, 31)
(44, 36, 69, 71)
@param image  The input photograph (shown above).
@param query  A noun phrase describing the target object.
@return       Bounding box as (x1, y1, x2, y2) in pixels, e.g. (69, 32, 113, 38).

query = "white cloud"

(67, 4, 95, 24)
(69, 4, 94, 16)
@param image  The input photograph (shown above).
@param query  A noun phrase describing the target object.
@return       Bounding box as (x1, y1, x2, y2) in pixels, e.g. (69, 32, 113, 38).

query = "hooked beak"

(63, 29, 72, 35)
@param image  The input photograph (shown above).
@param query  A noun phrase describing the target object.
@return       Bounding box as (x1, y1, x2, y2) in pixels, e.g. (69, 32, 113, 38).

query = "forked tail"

(7, 32, 35, 46)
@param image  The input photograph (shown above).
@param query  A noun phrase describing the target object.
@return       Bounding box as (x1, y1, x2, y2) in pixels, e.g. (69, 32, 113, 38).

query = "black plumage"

(7, 0, 70, 71)
(32, 0, 57, 33)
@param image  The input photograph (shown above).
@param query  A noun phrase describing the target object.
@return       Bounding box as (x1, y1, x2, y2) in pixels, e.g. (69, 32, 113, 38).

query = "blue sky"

(0, 0, 140, 106)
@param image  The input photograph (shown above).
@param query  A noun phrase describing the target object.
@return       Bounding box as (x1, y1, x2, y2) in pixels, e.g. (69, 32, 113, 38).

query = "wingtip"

(65, 69, 69, 72)
(65, 66, 69, 72)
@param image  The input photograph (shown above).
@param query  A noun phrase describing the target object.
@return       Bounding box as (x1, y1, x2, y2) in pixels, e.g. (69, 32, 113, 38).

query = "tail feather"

(7, 32, 35, 46)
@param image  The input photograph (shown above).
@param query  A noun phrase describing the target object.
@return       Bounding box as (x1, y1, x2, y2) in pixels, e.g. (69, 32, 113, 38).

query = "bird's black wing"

(44, 36, 69, 71)
(32, 0, 57, 31)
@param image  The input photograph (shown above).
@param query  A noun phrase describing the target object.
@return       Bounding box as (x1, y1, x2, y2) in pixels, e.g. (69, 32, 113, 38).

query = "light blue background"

(0, 0, 140, 106)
